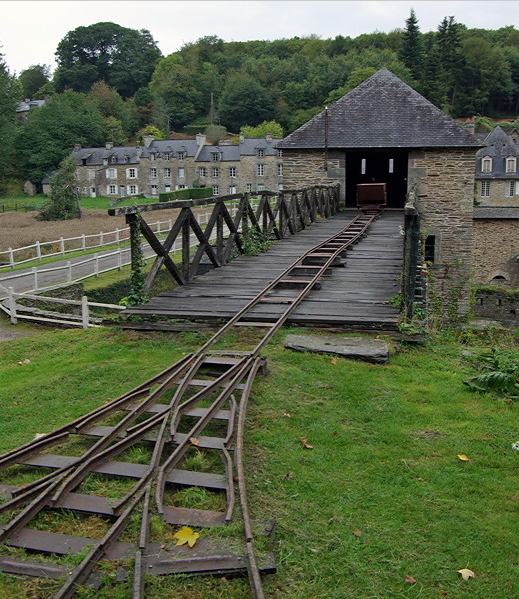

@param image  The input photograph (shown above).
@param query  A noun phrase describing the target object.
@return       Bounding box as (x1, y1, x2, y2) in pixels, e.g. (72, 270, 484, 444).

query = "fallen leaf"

(404, 575, 417, 584)
(417, 477, 425, 482)
(283, 412, 291, 418)
(458, 454, 470, 462)
(352, 529, 362, 537)
(456, 568, 475, 581)
(189, 437, 200, 446)
(332, 432, 338, 437)
(505, 398, 513, 404)
(220, 577, 228, 582)
(299, 436, 314, 449)
(173, 526, 200, 548)
(17, 358, 30, 366)
(330, 357, 337, 365)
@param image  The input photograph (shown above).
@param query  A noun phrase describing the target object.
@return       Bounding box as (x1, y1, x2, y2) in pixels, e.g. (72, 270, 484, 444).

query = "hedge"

(159, 187, 213, 202)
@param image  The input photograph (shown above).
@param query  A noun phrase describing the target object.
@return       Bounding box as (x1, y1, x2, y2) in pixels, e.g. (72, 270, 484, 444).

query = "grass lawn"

(0, 325, 517, 598)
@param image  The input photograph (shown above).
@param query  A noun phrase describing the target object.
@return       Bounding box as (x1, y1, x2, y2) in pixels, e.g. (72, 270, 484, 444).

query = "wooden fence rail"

(108, 186, 340, 291)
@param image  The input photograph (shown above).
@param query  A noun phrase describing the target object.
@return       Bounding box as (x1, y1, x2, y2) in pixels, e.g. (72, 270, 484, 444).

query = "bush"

(159, 187, 213, 202)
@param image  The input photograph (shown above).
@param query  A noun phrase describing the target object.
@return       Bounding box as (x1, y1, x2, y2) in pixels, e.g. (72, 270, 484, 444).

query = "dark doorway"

(345, 150, 408, 208)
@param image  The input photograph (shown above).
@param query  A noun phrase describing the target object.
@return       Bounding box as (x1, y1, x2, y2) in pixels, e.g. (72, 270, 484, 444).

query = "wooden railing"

(108, 185, 340, 291)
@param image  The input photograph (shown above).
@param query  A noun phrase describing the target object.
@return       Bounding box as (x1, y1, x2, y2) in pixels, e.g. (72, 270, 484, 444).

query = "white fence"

(0, 284, 125, 329)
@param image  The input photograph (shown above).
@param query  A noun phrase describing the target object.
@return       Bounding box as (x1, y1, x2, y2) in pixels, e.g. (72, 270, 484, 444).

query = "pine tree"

(399, 9, 425, 83)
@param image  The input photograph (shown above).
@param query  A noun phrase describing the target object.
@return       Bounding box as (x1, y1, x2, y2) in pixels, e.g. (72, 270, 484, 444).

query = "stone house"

(277, 67, 483, 315)
(71, 133, 283, 200)
(475, 126, 519, 207)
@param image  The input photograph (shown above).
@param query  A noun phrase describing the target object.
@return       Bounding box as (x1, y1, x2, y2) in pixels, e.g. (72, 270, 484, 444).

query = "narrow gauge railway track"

(0, 210, 379, 598)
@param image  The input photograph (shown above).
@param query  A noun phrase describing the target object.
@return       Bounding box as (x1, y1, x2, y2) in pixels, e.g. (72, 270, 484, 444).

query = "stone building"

(71, 133, 283, 200)
(277, 68, 483, 315)
(475, 126, 519, 206)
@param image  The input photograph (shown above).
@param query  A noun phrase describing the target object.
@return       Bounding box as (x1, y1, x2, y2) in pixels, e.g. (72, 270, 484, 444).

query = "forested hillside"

(1, 10, 519, 190)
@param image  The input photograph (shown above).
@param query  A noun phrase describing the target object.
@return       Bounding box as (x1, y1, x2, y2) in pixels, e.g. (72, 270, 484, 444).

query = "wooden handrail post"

(8, 287, 17, 324)
(81, 296, 89, 329)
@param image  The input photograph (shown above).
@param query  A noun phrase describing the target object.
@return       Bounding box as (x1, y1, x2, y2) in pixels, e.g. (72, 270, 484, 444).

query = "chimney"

(74, 143, 82, 151)
(464, 117, 476, 135)
(143, 134, 154, 148)
(136, 147, 143, 159)
(105, 142, 113, 150)
(265, 132, 272, 141)
(239, 133, 245, 144)
(196, 132, 206, 147)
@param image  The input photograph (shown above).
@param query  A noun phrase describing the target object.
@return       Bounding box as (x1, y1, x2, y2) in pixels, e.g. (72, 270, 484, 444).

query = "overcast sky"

(2, 1, 518, 75)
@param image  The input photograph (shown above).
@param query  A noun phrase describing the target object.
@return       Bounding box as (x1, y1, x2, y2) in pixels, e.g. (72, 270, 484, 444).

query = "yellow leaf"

(330, 357, 338, 365)
(173, 526, 200, 548)
(189, 437, 200, 446)
(352, 529, 362, 537)
(458, 454, 470, 461)
(457, 568, 475, 580)
(283, 412, 291, 418)
(404, 575, 417, 584)
(299, 436, 314, 449)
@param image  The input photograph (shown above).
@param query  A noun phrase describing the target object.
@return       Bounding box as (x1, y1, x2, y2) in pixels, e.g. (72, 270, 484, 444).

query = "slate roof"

(278, 68, 482, 150)
(195, 139, 281, 162)
(72, 146, 140, 166)
(145, 139, 200, 158)
(475, 126, 519, 179)
(473, 206, 519, 219)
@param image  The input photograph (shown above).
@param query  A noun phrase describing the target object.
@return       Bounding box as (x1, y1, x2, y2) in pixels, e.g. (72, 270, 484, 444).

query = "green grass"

(0, 325, 517, 598)
(0, 194, 47, 210)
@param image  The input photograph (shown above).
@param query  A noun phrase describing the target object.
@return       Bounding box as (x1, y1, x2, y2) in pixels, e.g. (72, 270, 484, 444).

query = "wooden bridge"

(111, 187, 404, 332)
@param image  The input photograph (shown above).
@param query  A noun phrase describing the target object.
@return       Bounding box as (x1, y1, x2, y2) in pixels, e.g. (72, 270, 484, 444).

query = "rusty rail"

(0, 208, 379, 598)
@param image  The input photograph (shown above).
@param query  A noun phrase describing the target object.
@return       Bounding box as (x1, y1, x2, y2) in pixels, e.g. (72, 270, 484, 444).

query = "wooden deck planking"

(125, 210, 405, 330)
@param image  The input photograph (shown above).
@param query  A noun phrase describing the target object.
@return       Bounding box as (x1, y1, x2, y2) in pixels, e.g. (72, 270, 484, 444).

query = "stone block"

(284, 334, 390, 364)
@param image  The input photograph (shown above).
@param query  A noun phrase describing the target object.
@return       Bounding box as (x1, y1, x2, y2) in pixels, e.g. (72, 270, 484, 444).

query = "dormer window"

(150, 153, 156, 161)
(123, 155, 129, 163)
(277, 149, 283, 157)
(111, 156, 117, 164)
(257, 149, 265, 158)
(481, 157, 492, 173)
(505, 156, 516, 173)
(178, 151, 186, 160)
(211, 152, 219, 162)
(103, 158, 108, 166)
(164, 153, 170, 160)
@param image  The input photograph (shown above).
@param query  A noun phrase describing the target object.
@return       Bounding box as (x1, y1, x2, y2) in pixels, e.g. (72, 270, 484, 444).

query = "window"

(151, 184, 158, 195)
(361, 158, 366, 175)
(103, 158, 108, 166)
(178, 151, 186, 160)
(389, 158, 394, 174)
(257, 164, 264, 176)
(424, 235, 436, 263)
(123, 156, 129, 163)
(107, 168, 117, 179)
(129, 185, 138, 195)
(480, 181, 490, 197)
(277, 149, 283, 157)
(199, 167, 207, 177)
(82, 187, 87, 194)
(87, 169, 95, 180)
(178, 167, 185, 179)
(277, 183, 284, 191)
(211, 152, 219, 162)
(277, 163, 283, 176)
(481, 157, 492, 173)
(178, 184, 186, 189)
(506, 181, 516, 197)
(165, 185, 171, 192)
(257, 183, 265, 191)
(127, 168, 137, 179)
(111, 156, 117, 164)
(164, 168, 171, 178)
(108, 184, 117, 195)
(163, 153, 170, 160)
(506, 157, 516, 173)
(150, 153, 156, 161)
(246, 183, 252, 192)
(212, 167, 219, 178)
(212, 185, 219, 195)
(257, 149, 265, 158)
(229, 166, 237, 178)
(150, 168, 157, 178)
(229, 185, 236, 194)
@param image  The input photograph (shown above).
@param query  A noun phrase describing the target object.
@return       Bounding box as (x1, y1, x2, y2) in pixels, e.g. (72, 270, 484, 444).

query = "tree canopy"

(54, 22, 162, 97)
(19, 64, 51, 99)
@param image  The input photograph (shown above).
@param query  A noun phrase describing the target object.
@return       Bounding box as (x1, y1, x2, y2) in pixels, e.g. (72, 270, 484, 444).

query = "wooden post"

(60, 238, 65, 256)
(36, 241, 41, 262)
(67, 261, 72, 283)
(95, 254, 99, 277)
(8, 287, 17, 324)
(127, 213, 139, 277)
(81, 296, 89, 329)
(118, 249, 123, 270)
(81, 234, 86, 251)
(32, 267, 38, 290)
(8, 248, 14, 269)
(182, 211, 191, 280)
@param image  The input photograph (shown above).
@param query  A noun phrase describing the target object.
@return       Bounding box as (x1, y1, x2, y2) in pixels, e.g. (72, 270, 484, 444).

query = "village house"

(70, 133, 284, 200)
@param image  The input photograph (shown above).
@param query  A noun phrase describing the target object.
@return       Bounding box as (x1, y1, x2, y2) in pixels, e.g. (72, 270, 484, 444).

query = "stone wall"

(409, 148, 476, 315)
(476, 179, 519, 206)
(473, 289, 518, 325)
(280, 150, 344, 201)
(472, 219, 519, 287)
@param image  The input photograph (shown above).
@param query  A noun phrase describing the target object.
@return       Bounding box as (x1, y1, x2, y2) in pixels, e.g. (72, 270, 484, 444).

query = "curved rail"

(0, 209, 379, 598)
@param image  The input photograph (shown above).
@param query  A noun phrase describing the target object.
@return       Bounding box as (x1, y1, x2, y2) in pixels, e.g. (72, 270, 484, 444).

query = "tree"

(0, 54, 20, 190)
(218, 75, 274, 131)
(16, 90, 105, 184)
(54, 22, 162, 97)
(19, 64, 50, 98)
(241, 120, 284, 138)
(39, 155, 80, 221)
(399, 9, 425, 83)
